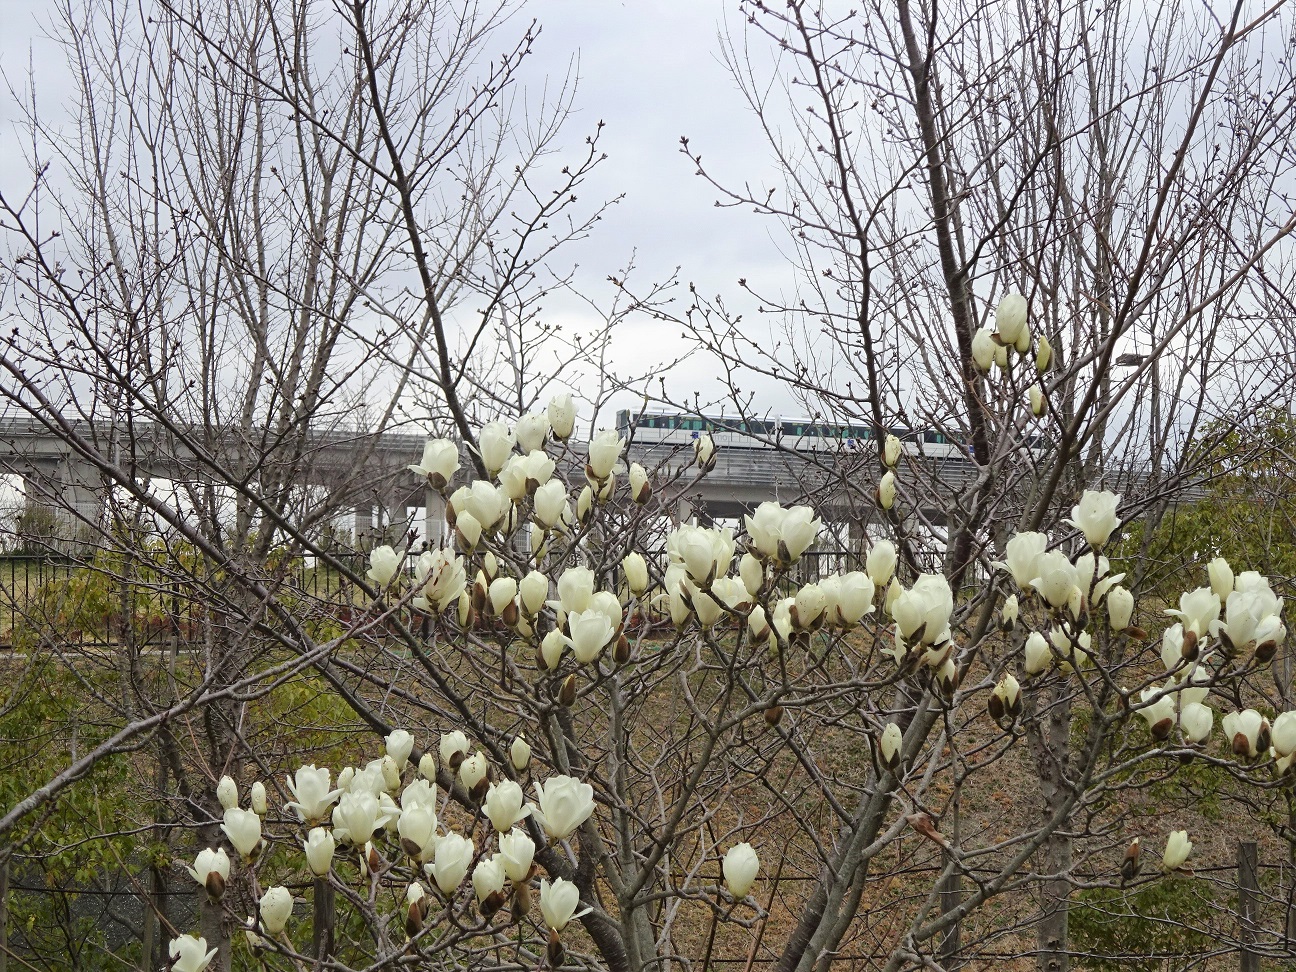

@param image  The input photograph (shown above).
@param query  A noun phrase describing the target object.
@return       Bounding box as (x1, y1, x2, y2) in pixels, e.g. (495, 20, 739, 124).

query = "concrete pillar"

(424, 486, 446, 548)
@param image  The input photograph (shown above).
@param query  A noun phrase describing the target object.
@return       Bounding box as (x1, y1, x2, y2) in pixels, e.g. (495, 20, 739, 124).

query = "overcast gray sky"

(0, 0, 800, 420)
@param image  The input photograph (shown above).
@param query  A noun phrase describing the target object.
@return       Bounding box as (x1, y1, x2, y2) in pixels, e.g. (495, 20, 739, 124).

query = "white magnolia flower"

(1165, 587, 1221, 638)
(303, 827, 335, 876)
(530, 775, 596, 840)
(169, 935, 217, 972)
(539, 877, 592, 932)
(367, 545, 403, 586)
(1274, 712, 1296, 757)
(477, 422, 516, 477)
(472, 855, 507, 903)
(498, 828, 536, 882)
(1223, 709, 1268, 758)
(1030, 550, 1079, 610)
(409, 438, 460, 485)
(1065, 490, 1121, 548)
(221, 807, 262, 859)
(556, 567, 595, 615)
(548, 393, 577, 440)
(515, 412, 550, 453)
(866, 539, 897, 587)
(1208, 556, 1234, 599)
(428, 832, 475, 894)
(334, 791, 391, 844)
(259, 886, 293, 935)
(1162, 831, 1192, 871)
(186, 848, 230, 893)
(891, 574, 953, 647)
(586, 429, 625, 480)
(483, 780, 532, 832)
(564, 609, 616, 663)
(386, 729, 415, 767)
(722, 842, 760, 897)
(994, 532, 1048, 591)
(995, 293, 1028, 346)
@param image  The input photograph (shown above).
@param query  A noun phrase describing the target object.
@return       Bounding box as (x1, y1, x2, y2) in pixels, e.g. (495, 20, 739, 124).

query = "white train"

(616, 410, 1043, 460)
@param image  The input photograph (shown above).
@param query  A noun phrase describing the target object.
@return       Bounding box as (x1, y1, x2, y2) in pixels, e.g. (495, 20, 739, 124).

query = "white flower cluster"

(971, 294, 1053, 419)
(169, 727, 620, 965)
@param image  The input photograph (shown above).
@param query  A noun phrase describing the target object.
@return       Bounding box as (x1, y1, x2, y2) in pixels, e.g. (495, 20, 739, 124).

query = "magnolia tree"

(151, 341, 1293, 971)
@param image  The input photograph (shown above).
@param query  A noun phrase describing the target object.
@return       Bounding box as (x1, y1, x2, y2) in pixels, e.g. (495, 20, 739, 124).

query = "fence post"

(1239, 840, 1259, 972)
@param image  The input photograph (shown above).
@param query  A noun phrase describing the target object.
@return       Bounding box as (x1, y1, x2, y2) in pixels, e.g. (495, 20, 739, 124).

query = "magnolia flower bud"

(484, 780, 531, 831)
(367, 545, 403, 588)
(547, 393, 577, 440)
(1024, 631, 1051, 675)
(1036, 334, 1052, 373)
(459, 752, 489, 792)
(1107, 586, 1133, 631)
(499, 827, 536, 882)
(972, 327, 996, 373)
(1013, 322, 1032, 355)
(456, 511, 483, 552)
(472, 855, 507, 904)
(587, 429, 624, 481)
(877, 471, 896, 511)
(1029, 383, 1047, 418)
(722, 842, 760, 898)
(477, 422, 516, 478)
(519, 571, 549, 616)
(1001, 594, 1019, 631)
(515, 412, 550, 454)
(623, 553, 649, 597)
(988, 673, 1021, 723)
(694, 432, 716, 469)
(629, 462, 651, 503)
(748, 604, 771, 643)
(879, 722, 903, 771)
(510, 735, 531, 771)
(216, 775, 238, 812)
(1162, 830, 1192, 871)
(541, 629, 566, 670)
(994, 342, 1009, 370)
(995, 293, 1028, 346)
(488, 576, 518, 618)
(883, 434, 902, 468)
(259, 886, 293, 935)
(559, 673, 578, 706)
(577, 485, 594, 523)
(386, 729, 415, 768)
(304, 827, 335, 876)
(866, 540, 896, 588)
(1208, 556, 1234, 599)
(250, 781, 267, 816)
